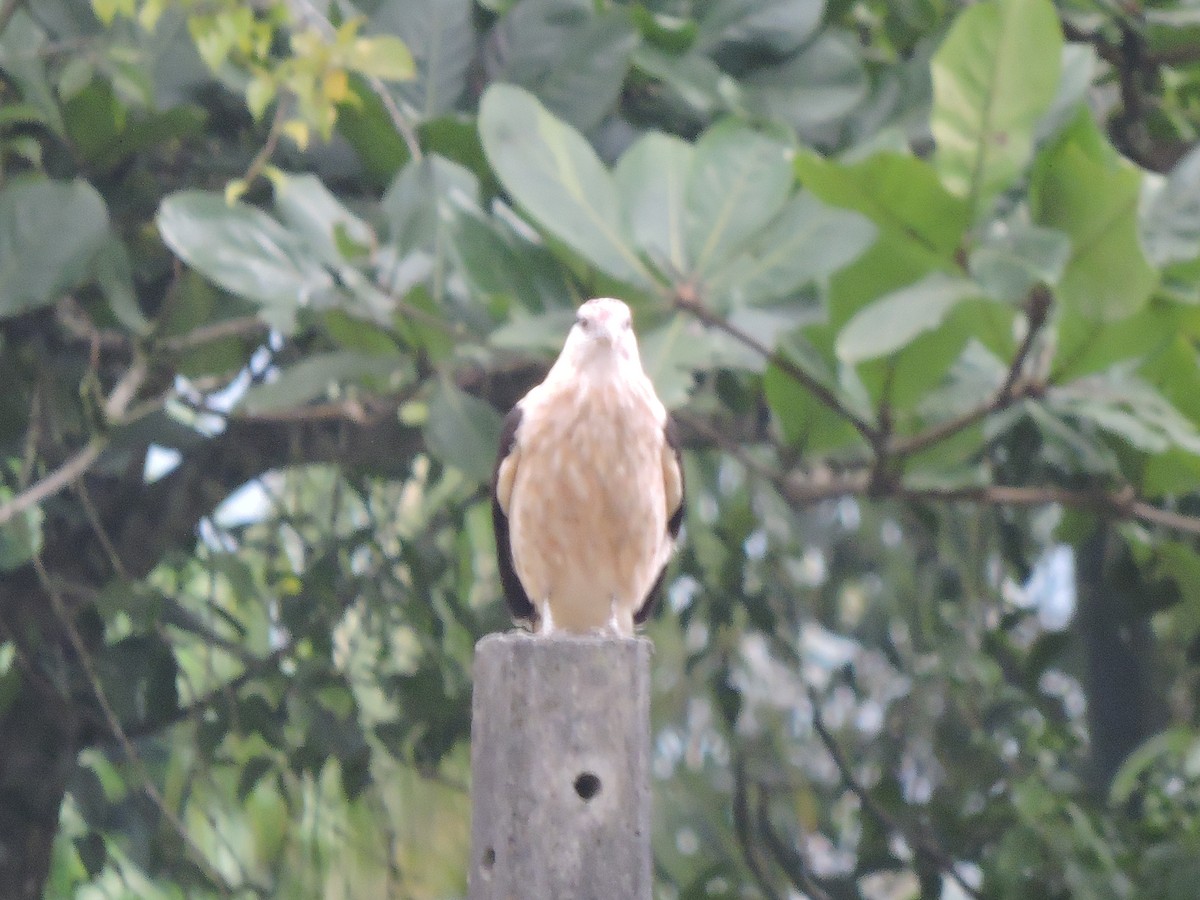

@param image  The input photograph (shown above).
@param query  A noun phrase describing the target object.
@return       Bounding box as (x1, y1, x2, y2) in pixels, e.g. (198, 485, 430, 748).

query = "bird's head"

(558, 297, 642, 372)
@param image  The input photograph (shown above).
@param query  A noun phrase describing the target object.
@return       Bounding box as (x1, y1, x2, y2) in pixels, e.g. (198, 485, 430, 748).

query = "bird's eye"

(576, 314, 590, 331)
(622, 317, 632, 331)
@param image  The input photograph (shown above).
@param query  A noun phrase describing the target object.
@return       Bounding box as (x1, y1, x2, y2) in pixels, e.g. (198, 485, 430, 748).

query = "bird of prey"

(491, 297, 685, 636)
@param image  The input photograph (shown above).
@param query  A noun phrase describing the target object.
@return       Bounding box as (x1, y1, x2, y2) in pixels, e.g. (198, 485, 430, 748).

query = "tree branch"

(674, 294, 880, 446)
(806, 686, 983, 899)
(890, 284, 1050, 459)
(754, 789, 839, 900)
(0, 438, 104, 526)
(732, 753, 786, 900)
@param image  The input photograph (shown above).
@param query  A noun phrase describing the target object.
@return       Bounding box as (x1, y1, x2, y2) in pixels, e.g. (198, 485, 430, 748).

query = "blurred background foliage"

(2, 0, 1200, 897)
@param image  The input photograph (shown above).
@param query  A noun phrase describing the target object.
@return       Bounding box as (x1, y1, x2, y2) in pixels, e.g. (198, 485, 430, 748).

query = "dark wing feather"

(491, 405, 537, 627)
(665, 415, 685, 540)
(635, 414, 686, 625)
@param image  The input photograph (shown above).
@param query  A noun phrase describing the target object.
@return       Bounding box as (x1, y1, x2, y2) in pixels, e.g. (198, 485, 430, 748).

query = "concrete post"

(468, 632, 652, 900)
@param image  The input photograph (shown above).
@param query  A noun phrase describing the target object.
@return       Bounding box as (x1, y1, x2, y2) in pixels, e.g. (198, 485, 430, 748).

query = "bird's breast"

(508, 383, 669, 630)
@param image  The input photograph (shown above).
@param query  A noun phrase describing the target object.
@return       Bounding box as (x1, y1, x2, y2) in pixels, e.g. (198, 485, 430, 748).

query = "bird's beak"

(588, 309, 623, 345)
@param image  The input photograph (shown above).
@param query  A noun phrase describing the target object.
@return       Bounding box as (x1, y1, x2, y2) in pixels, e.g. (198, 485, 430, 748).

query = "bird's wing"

(491, 405, 537, 625)
(635, 415, 686, 625)
(664, 415, 685, 540)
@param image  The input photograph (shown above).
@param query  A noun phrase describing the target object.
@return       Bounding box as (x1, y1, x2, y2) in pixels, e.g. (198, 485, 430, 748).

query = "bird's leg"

(605, 596, 633, 638)
(538, 599, 556, 636)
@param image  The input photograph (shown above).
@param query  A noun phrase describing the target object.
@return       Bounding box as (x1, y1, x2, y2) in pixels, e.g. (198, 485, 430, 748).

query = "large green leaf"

(1031, 112, 1157, 320)
(271, 172, 376, 266)
(694, 0, 824, 56)
(630, 45, 739, 120)
(969, 223, 1070, 302)
(0, 12, 64, 136)
(931, 0, 1062, 218)
(836, 273, 983, 364)
(240, 351, 402, 415)
(708, 193, 877, 305)
(372, 0, 474, 119)
(423, 380, 504, 482)
(741, 32, 868, 133)
(1048, 370, 1200, 457)
(0, 178, 108, 320)
(685, 120, 794, 277)
(157, 192, 335, 326)
(478, 83, 652, 287)
(382, 154, 480, 256)
(491, 0, 639, 132)
(795, 152, 969, 259)
(614, 131, 693, 275)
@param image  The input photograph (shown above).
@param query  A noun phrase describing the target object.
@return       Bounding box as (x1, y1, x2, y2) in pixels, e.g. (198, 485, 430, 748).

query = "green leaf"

(969, 223, 1070, 302)
(240, 352, 400, 415)
(640, 312, 724, 407)
(694, 0, 824, 56)
(0, 178, 108, 320)
(1140, 143, 1200, 267)
(931, 0, 1062, 218)
(741, 32, 869, 133)
(322, 310, 402, 356)
(349, 36, 416, 82)
(478, 83, 652, 287)
(271, 172, 376, 265)
(157, 191, 335, 327)
(631, 45, 738, 120)
(795, 151, 969, 259)
(94, 633, 179, 728)
(423, 380, 504, 482)
(0, 12, 65, 136)
(1110, 727, 1196, 807)
(614, 131, 693, 275)
(1031, 112, 1157, 320)
(0, 486, 44, 571)
(381, 154, 479, 256)
(489, 307, 576, 353)
(337, 74, 412, 186)
(1048, 369, 1200, 457)
(93, 236, 150, 334)
(708, 192, 876, 305)
(836, 273, 982, 363)
(765, 334, 867, 451)
(372, 0, 472, 119)
(685, 120, 793, 277)
(1054, 302, 1186, 381)
(491, 0, 638, 132)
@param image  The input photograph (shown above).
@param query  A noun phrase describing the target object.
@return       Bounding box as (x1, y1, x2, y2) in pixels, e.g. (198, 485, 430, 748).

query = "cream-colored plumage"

(492, 298, 684, 636)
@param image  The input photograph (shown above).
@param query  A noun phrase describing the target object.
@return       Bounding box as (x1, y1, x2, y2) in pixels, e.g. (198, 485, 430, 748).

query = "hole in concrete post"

(480, 846, 495, 879)
(574, 771, 601, 801)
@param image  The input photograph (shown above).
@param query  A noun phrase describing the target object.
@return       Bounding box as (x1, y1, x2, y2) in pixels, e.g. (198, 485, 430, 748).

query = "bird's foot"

(536, 600, 556, 636)
(604, 598, 634, 638)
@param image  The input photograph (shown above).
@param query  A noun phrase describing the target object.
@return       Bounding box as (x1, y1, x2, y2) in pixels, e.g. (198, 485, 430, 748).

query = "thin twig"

(0, 438, 104, 526)
(732, 754, 786, 900)
(807, 686, 983, 899)
(675, 295, 879, 445)
(680, 411, 1200, 543)
(242, 96, 291, 188)
(34, 556, 237, 897)
(754, 790, 835, 900)
(891, 284, 1051, 459)
(158, 317, 268, 353)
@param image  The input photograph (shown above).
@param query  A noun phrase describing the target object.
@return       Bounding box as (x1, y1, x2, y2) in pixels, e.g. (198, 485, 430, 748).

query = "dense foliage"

(2, 0, 1200, 897)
